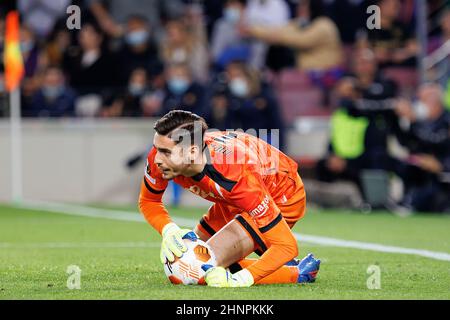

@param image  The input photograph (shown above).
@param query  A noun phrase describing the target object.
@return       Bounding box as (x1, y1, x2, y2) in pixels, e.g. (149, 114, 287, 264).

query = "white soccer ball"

(163, 232, 217, 285)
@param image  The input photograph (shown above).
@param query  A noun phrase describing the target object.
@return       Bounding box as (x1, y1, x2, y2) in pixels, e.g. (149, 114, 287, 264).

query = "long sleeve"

(138, 148, 170, 234)
(138, 179, 170, 235)
(249, 19, 329, 50)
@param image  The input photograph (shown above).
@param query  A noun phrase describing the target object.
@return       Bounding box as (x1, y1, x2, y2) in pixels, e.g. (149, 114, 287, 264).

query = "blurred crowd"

(0, 0, 449, 213)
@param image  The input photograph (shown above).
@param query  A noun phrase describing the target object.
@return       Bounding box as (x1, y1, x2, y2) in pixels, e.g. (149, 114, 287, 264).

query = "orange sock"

(236, 259, 299, 284)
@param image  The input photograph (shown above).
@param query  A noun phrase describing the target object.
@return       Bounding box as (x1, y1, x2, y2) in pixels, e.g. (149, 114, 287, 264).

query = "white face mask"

(224, 7, 241, 24)
(229, 78, 249, 97)
(128, 83, 146, 96)
(413, 101, 430, 121)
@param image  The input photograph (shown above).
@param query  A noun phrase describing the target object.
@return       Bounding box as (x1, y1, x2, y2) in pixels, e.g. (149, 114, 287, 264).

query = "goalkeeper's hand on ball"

(201, 265, 254, 287)
(160, 222, 191, 263)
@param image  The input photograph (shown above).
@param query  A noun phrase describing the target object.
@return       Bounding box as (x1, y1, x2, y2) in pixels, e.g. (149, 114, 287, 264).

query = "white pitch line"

(11, 200, 450, 262)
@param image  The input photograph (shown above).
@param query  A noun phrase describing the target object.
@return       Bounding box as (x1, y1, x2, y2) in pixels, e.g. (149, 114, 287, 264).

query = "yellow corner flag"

(4, 11, 24, 92)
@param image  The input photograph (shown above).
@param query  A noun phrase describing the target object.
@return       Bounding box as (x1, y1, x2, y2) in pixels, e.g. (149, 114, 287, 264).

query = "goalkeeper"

(139, 110, 320, 287)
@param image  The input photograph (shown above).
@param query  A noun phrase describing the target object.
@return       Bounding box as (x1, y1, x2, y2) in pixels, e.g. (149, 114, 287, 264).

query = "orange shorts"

(196, 173, 306, 253)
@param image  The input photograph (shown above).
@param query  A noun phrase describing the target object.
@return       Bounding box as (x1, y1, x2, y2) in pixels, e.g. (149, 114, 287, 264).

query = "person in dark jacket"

(316, 50, 398, 196)
(117, 15, 162, 86)
(222, 60, 286, 151)
(392, 83, 450, 212)
(63, 21, 120, 96)
(26, 66, 76, 117)
(158, 63, 207, 117)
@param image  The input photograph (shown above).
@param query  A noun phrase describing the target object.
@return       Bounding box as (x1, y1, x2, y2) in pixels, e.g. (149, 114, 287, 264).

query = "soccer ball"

(163, 231, 217, 285)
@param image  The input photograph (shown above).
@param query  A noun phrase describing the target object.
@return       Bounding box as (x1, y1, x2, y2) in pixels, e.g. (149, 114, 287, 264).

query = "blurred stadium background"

(0, 0, 449, 300)
(1, 0, 449, 214)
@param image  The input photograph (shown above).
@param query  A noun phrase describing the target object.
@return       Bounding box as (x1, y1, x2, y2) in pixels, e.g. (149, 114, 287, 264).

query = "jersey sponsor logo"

(250, 195, 271, 217)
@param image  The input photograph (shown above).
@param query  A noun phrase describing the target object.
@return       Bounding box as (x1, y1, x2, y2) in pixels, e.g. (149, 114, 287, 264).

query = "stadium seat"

(278, 86, 331, 121)
(277, 69, 313, 89)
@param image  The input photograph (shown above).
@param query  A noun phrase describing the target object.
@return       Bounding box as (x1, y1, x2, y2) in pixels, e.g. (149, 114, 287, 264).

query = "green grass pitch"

(0, 204, 449, 300)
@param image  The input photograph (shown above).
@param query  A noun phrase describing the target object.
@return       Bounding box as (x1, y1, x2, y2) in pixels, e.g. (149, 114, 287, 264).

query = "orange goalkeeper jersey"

(139, 130, 302, 234)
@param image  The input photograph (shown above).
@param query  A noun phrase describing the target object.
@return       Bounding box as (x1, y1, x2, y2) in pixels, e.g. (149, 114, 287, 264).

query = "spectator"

(202, 0, 227, 40)
(25, 66, 76, 118)
(158, 63, 207, 116)
(358, 0, 419, 69)
(160, 18, 209, 83)
(243, 0, 291, 69)
(20, 24, 44, 111)
(350, 49, 398, 99)
(123, 68, 150, 116)
(316, 49, 398, 199)
(18, 0, 70, 39)
(42, 22, 72, 68)
(118, 15, 162, 85)
(101, 67, 161, 117)
(325, 0, 366, 44)
(316, 79, 369, 198)
(242, 0, 344, 87)
(392, 83, 450, 212)
(341, 49, 398, 168)
(88, 0, 184, 40)
(223, 60, 286, 150)
(210, 0, 250, 70)
(203, 82, 238, 131)
(245, 0, 290, 25)
(63, 21, 120, 116)
(20, 24, 40, 79)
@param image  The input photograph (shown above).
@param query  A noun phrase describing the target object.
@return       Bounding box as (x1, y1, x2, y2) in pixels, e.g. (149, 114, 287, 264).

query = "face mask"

(128, 83, 146, 96)
(168, 77, 189, 95)
(224, 7, 241, 24)
(42, 85, 63, 99)
(125, 30, 149, 46)
(229, 78, 248, 97)
(20, 41, 34, 53)
(413, 101, 430, 121)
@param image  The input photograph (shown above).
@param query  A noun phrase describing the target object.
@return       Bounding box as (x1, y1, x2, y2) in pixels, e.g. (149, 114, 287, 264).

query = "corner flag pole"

(4, 10, 24, 203)
(10, 87, 23, 203)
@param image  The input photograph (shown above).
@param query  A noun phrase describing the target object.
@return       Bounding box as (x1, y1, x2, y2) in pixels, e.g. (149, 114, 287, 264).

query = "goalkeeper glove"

(201, 265, 254, 287)
(160, 222, 191, 263)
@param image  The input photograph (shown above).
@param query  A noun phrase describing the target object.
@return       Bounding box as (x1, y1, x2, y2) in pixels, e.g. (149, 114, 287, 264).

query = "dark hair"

(227, 0, 247, 5)
(306, 0, 325, 21)
(154, 110, 208, 147)
(126, 14, 150, 25)
(80, 19, 103, 36)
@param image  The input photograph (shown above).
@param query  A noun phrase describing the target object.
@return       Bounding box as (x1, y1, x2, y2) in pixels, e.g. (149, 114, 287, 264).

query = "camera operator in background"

(316, 49, 397, 199)
(392, 83, 450, 213)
